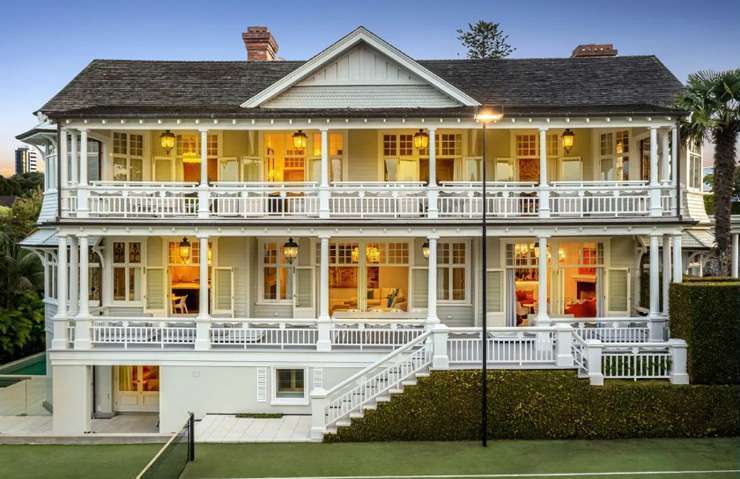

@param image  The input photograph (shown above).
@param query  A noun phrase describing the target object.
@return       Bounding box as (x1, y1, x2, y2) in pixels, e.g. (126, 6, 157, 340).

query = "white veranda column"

(672, 234, 683, 283)
(77, 129, 89, 217)
(426, 236, 439, 324)
(538, 128, 550, 218)
(732, 233, 739, 279)
(195, 235, 211, 350)
(69, 131, 78, 185)
(649, 127, 661, 216)
(52, 235, 69, 350)
(662, 235, 671, 316)
(316, 235, 331, 351)
(319, 129, 330, 219)
(648, 234, 663, 340)
(59, 128, 68, 189)
(536, 236, 549, 324)
(74, 235, 91, 350)
(671, 126, 679, 187)
(198, 129, 209, 218)
(427, 128, 438, 218)
(660, 129, 670, 183)
(68, 236, 79, 318)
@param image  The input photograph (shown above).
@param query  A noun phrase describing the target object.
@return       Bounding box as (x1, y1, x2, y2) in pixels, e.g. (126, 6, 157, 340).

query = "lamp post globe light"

(474, 105, 503, 447)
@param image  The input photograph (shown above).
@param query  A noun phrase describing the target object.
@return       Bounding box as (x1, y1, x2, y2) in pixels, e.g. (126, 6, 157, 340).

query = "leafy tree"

(457, 21, 515, 60)
(677, 69, 740, 275)
(0, 172, 43, 197)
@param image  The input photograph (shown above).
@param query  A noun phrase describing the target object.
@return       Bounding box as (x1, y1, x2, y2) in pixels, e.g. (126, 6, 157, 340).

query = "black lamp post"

(475, 106, 503, 447)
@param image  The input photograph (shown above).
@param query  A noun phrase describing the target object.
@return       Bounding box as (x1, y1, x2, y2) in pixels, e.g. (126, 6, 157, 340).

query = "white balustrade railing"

(210, 318, 319, 349)
(318, 330, 432, 431)
(439, 182, 538, 218)
(329, 320, 426, 350)
(549, 182, 675, 217)
(550, 317, 650, 343)
(330, 182, 427, 218)
(447, 326, 556, 365)
(90, 318, 196, 348)
(601, 343, 672, 380)
(87, 181, 199, 218)
(210, 182, 320, 218)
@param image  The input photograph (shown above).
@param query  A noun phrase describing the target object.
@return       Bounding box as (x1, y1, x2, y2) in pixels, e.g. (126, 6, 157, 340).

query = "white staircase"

(310, 330, 433, 439)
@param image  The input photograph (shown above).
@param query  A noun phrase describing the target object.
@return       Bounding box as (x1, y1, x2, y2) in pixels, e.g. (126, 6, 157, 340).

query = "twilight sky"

(1, 0, 738, 175)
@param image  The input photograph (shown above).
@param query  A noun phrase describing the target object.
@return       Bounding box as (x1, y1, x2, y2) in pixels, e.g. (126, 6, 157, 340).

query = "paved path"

(0, 377, 48, 416)
(195, 415, 312, 443)
(0, 413, 159, 437)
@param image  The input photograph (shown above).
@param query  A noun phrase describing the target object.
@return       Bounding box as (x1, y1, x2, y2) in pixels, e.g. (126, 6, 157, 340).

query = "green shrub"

(682, 276, 738, 283)
(670, 282, 740, 384)
(326, 370, 739, 442)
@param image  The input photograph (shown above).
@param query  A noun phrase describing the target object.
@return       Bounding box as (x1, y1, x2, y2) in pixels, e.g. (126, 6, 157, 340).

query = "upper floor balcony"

(53, 122, 682, 223)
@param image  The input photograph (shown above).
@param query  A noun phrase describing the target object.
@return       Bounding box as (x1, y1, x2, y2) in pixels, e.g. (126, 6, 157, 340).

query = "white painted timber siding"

(685, 191, 710, 223)
(38, 191, 58, 223)
(347, 131, 379, 181)
(158, 365, 360, 433)
(219, 237, 249, 317)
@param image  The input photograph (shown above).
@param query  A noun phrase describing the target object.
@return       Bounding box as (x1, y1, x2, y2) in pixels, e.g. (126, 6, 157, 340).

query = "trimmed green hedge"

(325, 370, 739, 442)
(670, 281, 740, 384)
(682, 276, 739, 283)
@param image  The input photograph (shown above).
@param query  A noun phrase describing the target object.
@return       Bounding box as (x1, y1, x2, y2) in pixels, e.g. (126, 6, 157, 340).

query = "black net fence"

(137, 413, 195, 479)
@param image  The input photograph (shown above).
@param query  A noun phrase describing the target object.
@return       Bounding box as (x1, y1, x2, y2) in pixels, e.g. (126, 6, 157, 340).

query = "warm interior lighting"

(413, 129, 429, 149)
(366, 245, 381, 264)
(208, 245, 213, 265)
(422, 240, 430, 259)
(178, 237, 191, 263)
(292, 130, 308, 149)
(159, 130, 176, 153)
(282, 237, 299, 263)
(182, 152, 200, 164)
(562, 129, 575, 153)
(475, 107, 504, 123)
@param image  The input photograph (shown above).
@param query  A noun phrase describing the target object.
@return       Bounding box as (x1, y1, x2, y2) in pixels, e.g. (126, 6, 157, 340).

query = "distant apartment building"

(15, 147, 38, 174)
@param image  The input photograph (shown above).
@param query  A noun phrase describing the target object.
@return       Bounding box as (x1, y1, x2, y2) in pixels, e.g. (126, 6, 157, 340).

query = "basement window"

(272, 368, 308, 405)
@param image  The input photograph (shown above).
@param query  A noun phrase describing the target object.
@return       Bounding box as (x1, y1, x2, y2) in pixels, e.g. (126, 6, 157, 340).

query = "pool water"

(0, 352, 47, 376)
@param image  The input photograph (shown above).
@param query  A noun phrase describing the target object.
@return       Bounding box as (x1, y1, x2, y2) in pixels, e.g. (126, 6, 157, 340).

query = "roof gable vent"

(571, 44, 618, 58)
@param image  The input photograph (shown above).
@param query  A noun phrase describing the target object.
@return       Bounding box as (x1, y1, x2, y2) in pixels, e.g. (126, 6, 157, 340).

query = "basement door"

(113, 366, 160, 412)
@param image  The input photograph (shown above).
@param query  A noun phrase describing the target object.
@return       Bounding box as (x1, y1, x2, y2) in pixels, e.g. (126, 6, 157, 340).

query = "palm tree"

(677, 69, 740, 275)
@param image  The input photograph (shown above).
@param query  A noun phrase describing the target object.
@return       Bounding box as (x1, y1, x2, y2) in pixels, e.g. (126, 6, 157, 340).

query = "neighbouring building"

(19, 26, 737, 439)
(15, 146, 38, 174)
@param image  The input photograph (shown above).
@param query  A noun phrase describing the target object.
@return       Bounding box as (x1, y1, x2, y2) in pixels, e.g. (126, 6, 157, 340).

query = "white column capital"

(538, 126, 549, 132)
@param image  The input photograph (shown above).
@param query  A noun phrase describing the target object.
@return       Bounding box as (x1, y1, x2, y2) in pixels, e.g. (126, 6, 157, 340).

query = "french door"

(114, 366, 160, 412)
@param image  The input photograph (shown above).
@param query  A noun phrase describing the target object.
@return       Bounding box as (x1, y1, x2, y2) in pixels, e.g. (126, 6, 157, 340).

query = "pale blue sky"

(1, 0, 738, 174)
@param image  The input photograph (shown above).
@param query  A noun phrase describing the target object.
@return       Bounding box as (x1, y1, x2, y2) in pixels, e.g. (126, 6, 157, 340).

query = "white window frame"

(111, 131, 145, 182)
(558, 157, 584, 182)
(688, 142, 702, 191)
(271, 367, 309, 405)
(437, 240, 471, 305)
(110, 240, 144, 306)
(257, 239, 293, 305)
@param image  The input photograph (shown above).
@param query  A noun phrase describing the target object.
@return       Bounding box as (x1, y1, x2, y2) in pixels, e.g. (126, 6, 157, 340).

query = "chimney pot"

(243, 26, 279, 61)
(571, 44, 618, 58)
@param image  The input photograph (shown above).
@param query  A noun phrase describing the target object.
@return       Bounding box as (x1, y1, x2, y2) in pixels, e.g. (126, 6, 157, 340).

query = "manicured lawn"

(0, 438, 736, 479)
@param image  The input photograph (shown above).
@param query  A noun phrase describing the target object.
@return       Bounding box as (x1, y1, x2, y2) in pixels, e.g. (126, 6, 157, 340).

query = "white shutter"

(411, 267, 428, 309)
(486, 270, 503, 312)
(312, 368, 324, 390)
(212, 267, 234, 315)
(256, 367, 267, 402)
(144, 267, 165, 313)
(607, 268, 630, 314)
(294, 266, 315, 318)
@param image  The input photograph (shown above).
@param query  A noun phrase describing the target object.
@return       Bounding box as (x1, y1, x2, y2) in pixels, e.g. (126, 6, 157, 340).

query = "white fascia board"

(241, 26, 480, 109)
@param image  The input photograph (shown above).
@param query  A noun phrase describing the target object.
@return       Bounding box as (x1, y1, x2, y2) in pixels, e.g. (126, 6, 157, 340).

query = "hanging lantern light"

(178, 237, 191, 263)
(413, 129, 429, 149)
(561, 129, 575, 154)
(366, 245, 381, 264)
(292, 130, 308, 149)
(159, 130, 176, 154)
(422, 239, 430, 259)
(282, 237, 299, 263)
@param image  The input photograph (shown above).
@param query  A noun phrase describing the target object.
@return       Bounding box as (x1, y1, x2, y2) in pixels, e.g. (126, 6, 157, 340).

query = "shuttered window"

(607, 268, 629, 313)
(486, 270, 504, 312)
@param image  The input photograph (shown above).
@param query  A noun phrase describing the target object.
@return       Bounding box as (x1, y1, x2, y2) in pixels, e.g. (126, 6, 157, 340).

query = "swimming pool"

(0, 352, 47, 377)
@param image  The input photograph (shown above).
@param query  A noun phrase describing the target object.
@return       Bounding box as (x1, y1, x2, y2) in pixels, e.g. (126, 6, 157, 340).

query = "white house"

(18, 26, 707, 440)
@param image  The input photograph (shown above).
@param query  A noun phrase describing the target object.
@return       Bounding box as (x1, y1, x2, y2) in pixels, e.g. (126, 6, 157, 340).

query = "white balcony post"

(52, 235, 69, 350)
(310, 387, 328, 441)
(732, 233, 739, 279)
(319, 129, 330, 219)
(74, 235, 92, 350)
(427, 128, 438, 218)
(660, 129, 670, 183)
(585, 339, 604, 386)
(649, 127, 661, 216)
(426, 236, 439, 325)
(662, 235, 671, 316)
(59, 128, 68, 189)
(198, 129, 209, 219)
(538, 128, 550, 218)
(317, 235, 331, 351)
(77, 129, 89, 217)
(669, 338, 689, 384)
(536, 235, 549, 325)
(555, 323, 574, 367)
(195, 235, 211, 350)
(649, 233, 664, 340)
(672, 234, 683, 283)
(69, 131, 78, 186)
(671, 126, 678, 187)
(68, 236, 78, 319)
(431, 323, 449, 369)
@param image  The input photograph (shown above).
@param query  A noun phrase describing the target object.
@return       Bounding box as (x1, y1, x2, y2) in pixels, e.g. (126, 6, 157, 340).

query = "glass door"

(114, 366, 159, 412)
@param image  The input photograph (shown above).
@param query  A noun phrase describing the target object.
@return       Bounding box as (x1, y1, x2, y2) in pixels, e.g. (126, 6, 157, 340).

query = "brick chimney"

(242, 26, 278, 61)
(571, 44, 618, 58)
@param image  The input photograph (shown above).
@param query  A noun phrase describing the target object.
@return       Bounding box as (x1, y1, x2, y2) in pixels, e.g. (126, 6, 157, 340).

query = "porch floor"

(195, 414, 312, 443)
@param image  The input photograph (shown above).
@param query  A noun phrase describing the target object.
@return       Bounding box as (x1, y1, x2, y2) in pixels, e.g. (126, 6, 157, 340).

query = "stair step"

(326, 427, 337, 435)
(350, 411, 364, 419)
(376, 395, 391, 403)
(364, 403, 377, 410)
(402, 380, 417, 386)
(416, 372, 430, 378)
(388, 388, 403, 394)
(336, 419, 351, 427)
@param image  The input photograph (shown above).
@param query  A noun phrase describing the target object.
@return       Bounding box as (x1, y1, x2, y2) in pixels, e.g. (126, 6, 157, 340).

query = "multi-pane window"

(383, 135, 397, 157)
(112, 132, 144, 181)
(262, 241, 290, 301)
(398, 134, 413, 156)
(546, 134, 560, 157)
(599, 133, 614, 181)
(112, 241, 142, 302)
(437, 242, 467, 302)
(275, 369, 304, 399)
(688, 142, 702, 190)
(615, 130, 630, 180)
(386, 242, 409, 264)
(176, 134, 198, 157)
(438, 134, 462, 156)
(516, 135, 537, 157)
